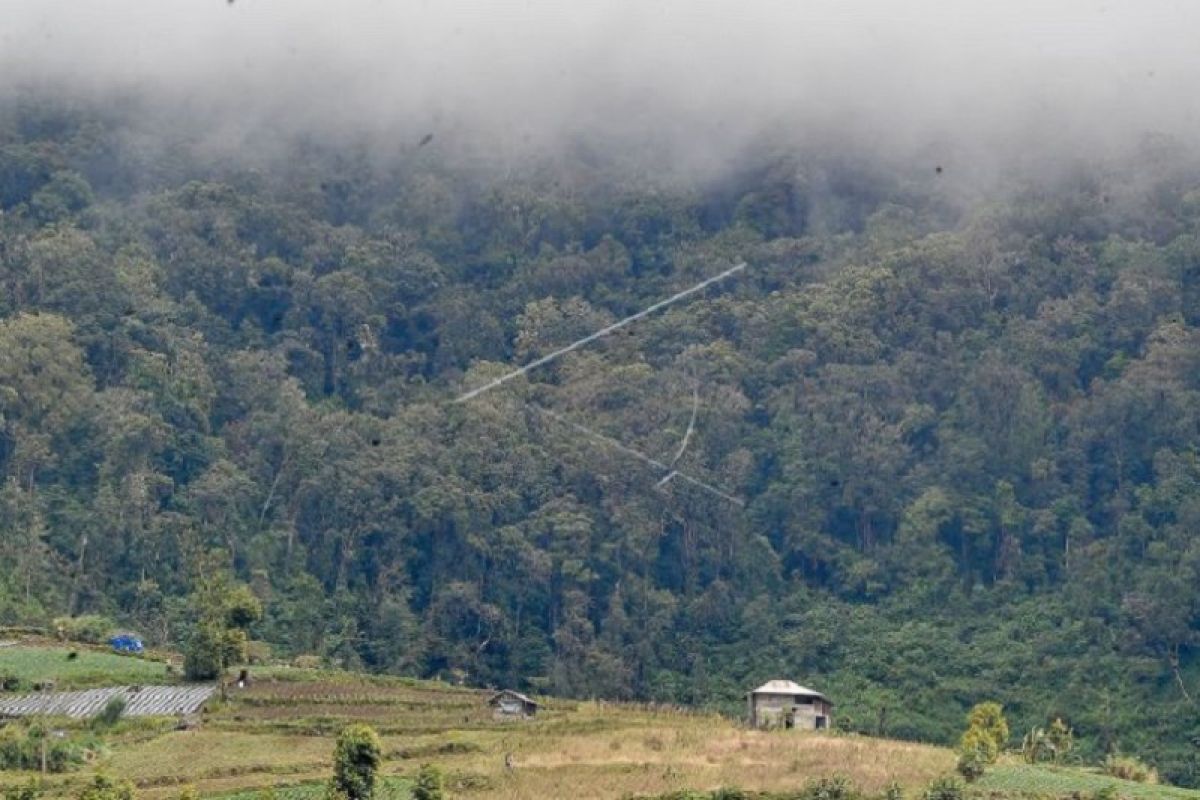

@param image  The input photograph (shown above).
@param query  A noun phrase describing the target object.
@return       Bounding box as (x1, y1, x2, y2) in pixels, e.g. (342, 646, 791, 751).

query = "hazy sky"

(2, 1, 1198, 166)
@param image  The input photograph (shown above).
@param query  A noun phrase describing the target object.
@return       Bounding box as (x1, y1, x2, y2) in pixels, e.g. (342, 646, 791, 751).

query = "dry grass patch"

(396, 707, 952, 799)
(102, 730, 332, 786)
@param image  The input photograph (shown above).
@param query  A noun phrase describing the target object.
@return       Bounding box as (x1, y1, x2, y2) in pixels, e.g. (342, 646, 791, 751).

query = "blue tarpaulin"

(109, 634, 144, 654)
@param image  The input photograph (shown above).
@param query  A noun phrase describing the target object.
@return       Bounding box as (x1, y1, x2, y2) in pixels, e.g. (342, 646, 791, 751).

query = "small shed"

(747, 680, 832, 730)
(488, 689, 538, 720)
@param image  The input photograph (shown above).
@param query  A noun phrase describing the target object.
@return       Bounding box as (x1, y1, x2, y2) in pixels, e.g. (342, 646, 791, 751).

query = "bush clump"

(0, 724, 97, 773)
(92, 696, 127, 729)
(53, 616, 115, 645)
(329, 724, 382, 800)
(922, 776, 964, 800)
(411, 764, 445, 800)
(74, 774, 135, 800)
(800, 775, 861, 800)
(1104, 754, 1158, 783)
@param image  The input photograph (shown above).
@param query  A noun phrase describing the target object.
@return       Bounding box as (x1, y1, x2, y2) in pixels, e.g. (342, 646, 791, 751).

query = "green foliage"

(0, 724, 95, 773)
(800, 775, 861, 800)
(184, 623, 235, 681)
(956, 702, 1007, 777)
(883, 782, 903, 800)
(410, 765, 445, 800)
(329, 725, 383, 800)
(920, 776, 963, 800)
(93, 695, 127, 728)
(2, 781, 43, 800)
(74, 775, 135, 800)
(1021, 727, 1049, 764)
(1047, 717, 1074, 764)
(954, 742, 987, 783)
(963, 703, 1008, 759)
(183, 567, 262, 681)
(53, 616, 115, 644)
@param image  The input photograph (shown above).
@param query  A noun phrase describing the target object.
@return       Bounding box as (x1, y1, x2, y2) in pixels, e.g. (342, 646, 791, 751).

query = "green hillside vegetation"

(1, 97, 1199, 786)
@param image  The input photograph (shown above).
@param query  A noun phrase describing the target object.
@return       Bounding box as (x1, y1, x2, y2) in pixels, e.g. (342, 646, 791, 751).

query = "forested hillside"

(2, 100, 1199, 784)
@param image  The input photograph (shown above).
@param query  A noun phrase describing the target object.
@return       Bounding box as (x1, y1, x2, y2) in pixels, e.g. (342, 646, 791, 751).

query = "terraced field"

(0, 668, 956, 799)
(2, 648, 1198, 799)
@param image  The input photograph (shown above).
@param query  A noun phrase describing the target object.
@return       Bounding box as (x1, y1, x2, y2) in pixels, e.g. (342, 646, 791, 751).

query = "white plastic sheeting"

(0, 684, 215, 719)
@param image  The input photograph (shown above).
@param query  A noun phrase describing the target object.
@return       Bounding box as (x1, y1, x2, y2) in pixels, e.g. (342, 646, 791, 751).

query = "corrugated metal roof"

(748, 679, 829, 700)
(0, 684, 215, 719)
(489, 689, 538, 706)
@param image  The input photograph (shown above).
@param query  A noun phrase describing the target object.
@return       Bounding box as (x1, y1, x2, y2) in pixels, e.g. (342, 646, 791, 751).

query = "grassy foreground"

(1, 646, 1198, 799)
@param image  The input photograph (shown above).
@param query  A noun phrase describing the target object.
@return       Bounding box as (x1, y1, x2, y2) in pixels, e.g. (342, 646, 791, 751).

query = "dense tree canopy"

(1, 100, 1199, 784)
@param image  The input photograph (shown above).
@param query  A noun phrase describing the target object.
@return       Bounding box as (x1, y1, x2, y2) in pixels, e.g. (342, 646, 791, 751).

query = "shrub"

(955, 743, 987, 782)
(1047, 717, 1073, 763)
(411, 764, 445, 800)
(922, 777, 964, 800)
(800, 775, 860, 800)
(2, 781, 43, 800)
(1021, 727, 1048, 764)
(1104, 754, 1158, 784)
(0, 725, 92, 773)
(53, 616, 115, 644)
(330, 724, 382, 800)
(959, 702, 1007, 765)
(74, 774, 135, 800)
(244, 640, 273, 665)
(184, 623, 242, 681)
(93, 696, 127, 729)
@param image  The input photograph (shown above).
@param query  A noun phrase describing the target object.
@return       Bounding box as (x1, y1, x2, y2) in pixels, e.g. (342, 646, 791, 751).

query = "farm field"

(0, 644, 171, 690)
(107, 676, 957, 799)
(1, 646, 1198, 799)
(977, 762, 1200, 799)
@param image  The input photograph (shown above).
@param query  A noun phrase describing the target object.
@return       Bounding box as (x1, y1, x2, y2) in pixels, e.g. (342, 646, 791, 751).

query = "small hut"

(746, 680, 832, 730)
(489, 689, 538, 720)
